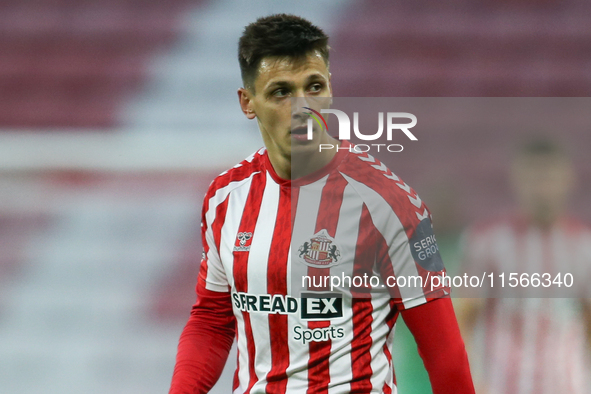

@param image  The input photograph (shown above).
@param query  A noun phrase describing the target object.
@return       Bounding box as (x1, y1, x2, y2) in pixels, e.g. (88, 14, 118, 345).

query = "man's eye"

(273, 88, 289, 97)
(308, 83, 323, 93)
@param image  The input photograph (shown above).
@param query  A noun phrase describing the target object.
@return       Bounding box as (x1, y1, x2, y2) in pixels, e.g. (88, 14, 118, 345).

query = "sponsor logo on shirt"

(410, 219, 444, 271)
(231, 291, 343, 320)
(297, 229, 341, 268)
(293, 325, 345, 344)
(234, 232, 252, 252)
(300, 291, 343, 320)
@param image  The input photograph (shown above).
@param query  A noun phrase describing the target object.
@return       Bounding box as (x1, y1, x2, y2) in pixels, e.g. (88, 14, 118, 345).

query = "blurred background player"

(457, 138, 591, 394)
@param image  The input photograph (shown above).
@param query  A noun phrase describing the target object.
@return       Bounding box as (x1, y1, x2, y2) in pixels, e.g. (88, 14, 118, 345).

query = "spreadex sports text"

(232, 291, 345, 344)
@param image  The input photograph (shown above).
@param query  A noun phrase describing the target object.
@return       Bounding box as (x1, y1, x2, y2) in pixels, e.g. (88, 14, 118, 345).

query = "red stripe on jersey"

(352, 204, 379, 297)
(375, 228, 404, 304)
(382, 383, 392, 394)
(315, 172, 347, 232)
(265, 186, 291, 393)
(306, 172, 348, 394)
(232, 171, 267, 393)
(383, 300, 399, 390)
(290, 186, 300, 231)
(350, 206, 376, 392)
(212, 197, 230, 259)
(350, 299, 374, 392)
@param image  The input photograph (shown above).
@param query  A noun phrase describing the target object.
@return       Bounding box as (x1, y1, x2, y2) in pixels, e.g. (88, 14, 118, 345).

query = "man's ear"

(238, 88, 256, 120)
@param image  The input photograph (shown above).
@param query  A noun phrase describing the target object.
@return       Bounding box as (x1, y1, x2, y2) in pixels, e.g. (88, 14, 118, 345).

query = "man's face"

(511, 154, 574, 226)
(240, 51, 332, 162)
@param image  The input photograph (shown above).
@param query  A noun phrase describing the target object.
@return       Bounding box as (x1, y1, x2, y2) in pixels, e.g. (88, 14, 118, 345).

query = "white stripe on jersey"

(290, 175, 329, 299)
(326, 182, 364, 394)
(286, 175, 329, 394)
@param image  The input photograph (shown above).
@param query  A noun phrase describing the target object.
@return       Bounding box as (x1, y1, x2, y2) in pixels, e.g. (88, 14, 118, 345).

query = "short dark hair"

(238, 14, 329, 90)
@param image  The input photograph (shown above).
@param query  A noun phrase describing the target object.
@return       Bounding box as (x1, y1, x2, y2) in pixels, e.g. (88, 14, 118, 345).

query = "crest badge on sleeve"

(298, 229, 341, 268)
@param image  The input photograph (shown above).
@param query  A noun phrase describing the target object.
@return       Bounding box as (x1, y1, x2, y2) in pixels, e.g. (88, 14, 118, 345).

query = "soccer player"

(458, 139, 591, 394)
(169, 14, 474, 394)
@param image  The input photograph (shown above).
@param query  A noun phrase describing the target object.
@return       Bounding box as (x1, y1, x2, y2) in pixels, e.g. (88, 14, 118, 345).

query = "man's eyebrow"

(305, 73, 327, 82)
(264, 73, 328, 91)
(264, 80, 294, 91)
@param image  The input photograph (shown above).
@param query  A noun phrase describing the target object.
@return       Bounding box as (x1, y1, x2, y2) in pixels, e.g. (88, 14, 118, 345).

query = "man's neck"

(269, 138, 341, 180)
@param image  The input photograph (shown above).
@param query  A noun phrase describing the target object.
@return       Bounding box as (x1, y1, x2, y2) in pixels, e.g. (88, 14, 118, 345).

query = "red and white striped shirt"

(462, 215, 591, 394)
(199, 141, 448, 394)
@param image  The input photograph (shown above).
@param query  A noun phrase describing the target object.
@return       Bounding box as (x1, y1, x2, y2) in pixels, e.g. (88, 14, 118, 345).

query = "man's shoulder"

(337, 150, 429, 223)
(206, 147, 267, 198)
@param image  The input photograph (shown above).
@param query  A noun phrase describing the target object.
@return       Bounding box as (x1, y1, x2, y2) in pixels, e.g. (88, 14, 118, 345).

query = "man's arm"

(401, 297, 475, 394)
(169, 285, 236, 394)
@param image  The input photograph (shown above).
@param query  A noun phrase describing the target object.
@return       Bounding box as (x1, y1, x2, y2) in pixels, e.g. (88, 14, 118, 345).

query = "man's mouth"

(291, 125, 308, 135)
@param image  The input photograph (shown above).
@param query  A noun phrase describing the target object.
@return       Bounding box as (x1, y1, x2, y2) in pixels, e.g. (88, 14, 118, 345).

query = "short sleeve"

(383, 204, 450, 310)
(361, 186, 449, 310)
(197, 190, 230, 293)
(338, 159, 449, 309)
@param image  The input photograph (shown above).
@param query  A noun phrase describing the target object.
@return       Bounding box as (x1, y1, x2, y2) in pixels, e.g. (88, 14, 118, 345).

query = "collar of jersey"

(263, 140, 351, 187)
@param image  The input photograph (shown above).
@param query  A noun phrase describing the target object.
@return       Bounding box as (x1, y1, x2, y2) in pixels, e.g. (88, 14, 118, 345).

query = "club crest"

(298, 229, 341, 268)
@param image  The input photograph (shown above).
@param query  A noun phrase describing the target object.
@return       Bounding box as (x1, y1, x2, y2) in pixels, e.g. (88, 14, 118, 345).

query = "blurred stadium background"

(0, 0, 590, 393)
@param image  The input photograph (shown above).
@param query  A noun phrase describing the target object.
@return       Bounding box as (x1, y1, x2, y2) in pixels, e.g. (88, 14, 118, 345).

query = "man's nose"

(291, 97, 311, 119)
